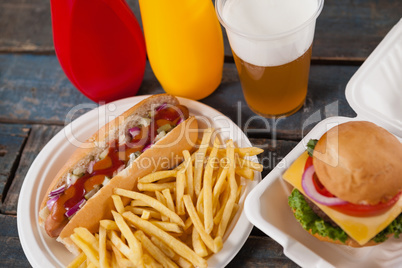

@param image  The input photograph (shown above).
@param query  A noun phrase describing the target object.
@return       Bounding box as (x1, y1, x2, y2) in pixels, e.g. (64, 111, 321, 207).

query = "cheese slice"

(283, 151, 402, 246)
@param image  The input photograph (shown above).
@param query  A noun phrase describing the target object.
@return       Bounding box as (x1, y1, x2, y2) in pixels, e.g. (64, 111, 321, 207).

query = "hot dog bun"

(38, 94, 198, 253)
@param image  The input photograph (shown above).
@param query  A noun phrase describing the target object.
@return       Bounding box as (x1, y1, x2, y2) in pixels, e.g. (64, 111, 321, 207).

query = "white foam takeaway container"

(245, 18, 402, 268)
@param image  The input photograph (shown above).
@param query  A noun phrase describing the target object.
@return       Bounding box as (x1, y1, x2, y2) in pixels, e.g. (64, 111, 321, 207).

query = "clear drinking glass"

(216, 0, 324, 118)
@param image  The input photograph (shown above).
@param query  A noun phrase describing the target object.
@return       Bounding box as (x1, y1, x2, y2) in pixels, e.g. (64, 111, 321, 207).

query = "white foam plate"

(17, 95, 261, 268)
(245, 19, 402, 268)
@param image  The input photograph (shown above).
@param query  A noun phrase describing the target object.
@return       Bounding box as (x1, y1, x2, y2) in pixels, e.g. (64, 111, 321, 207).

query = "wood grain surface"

(1, 0, 401, 61)
(1, 0, 401, 267)
(0, 54, 357, 140)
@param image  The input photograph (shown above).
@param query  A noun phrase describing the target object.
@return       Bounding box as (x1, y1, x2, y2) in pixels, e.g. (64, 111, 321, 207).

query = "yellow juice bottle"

(139, 0, 224, 100)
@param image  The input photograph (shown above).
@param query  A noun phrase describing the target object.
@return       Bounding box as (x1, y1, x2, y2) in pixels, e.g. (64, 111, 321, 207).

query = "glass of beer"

(215, 0, 324, 117)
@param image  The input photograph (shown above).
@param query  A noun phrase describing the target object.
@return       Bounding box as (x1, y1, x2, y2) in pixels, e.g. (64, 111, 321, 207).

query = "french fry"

(217, 140, 238, 238)
(236, 185, 243, 204)
(100, 220, 119, 231)
(150, 236, 176, 259)
(131, 200, 149, 207)
(196, 188, 204, 220)
(110, 243, 134, 268)
(74, 227, 99, 252)
(137, 182, 176, 192)
(212, 167, 228, 213)
(111, 211, 143, 267)
(68, 129, 265, 268)
(216, 147, 264, 158)
(143, 253, 163, 268)
(70, 233, 100, 267)
(125, 206, 162, 220)
(135, 230, 179, 268)
(87, 262, 97, 268)
(236, 147, 264, 157)
(183, 217, 193, 232)
(150, 220, 183, 234)
(192, 226, 208, 257)
(122, 211, 207, 268)
(183, 195, 222, 253)
(182, 150, 194, 200)
(236, 156, 263, 172)
(235, 167, 255, 181)
(174, 150, 196, 171)
(203, 137, 219, 234)
(99, 225, 110, 268)
(194, 128, 213, 196)
(109, 230, 139, 267)
(141, 210, 151, 220)
(176, 257, 193, 268)
(162, 189, 175, 214)
(176, 168, 186, 215)
(139, 170, 178, 183)
(115, 188, 185, 227)
(155, 191, 169, 222)
(67, 252, 86, 268)
(111, 195, 125, 214)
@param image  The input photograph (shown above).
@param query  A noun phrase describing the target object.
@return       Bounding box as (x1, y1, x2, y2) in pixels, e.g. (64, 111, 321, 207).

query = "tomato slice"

(304, 156, 401, 217)
(331, 192, 401, 217)
(304, 156, 313, 170)
(304, 156, 334, 198)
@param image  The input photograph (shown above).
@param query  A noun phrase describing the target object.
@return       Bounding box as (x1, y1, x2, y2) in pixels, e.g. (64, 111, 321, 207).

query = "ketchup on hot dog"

(45, 104, 189, 237)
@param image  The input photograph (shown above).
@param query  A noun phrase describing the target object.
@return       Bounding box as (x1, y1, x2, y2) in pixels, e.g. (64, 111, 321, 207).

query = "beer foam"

(221, 0, 320, 66)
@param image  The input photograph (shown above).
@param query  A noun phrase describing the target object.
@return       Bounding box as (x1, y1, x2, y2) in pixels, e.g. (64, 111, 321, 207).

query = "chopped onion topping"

(127, 152, 141, 167)
(73, 166, 85, 176)
(102, 176, 111, 186)
(47, 195, 59, 210)
(155, 130, 166, 142)
(301, 165, 348, 206)
(129, 127, 141, 138)
(139, 117, 151, 127)
(157, 124, 172, 134)
(49, 185, 65, 197)
(66, 173, 79, 188)
(87, 160, 95, 174)
(65, 198, 86, 218)
(84, 185, 100, 200)
(99, 148, 109, 160)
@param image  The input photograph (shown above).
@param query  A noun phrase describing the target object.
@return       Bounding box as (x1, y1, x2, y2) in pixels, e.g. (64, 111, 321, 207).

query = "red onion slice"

(129, 127, 141, 138)
(65, 198, 86, 218)
(301, 165, 348, 206)
(142, 143, 151, 152)
(47, 195, 59, 210)
(156, 103, 167, 112)
(49, 185, 65, 197)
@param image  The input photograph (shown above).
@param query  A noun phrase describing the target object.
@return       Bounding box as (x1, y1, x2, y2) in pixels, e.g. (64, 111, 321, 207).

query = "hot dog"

(38, 94, 198, 253)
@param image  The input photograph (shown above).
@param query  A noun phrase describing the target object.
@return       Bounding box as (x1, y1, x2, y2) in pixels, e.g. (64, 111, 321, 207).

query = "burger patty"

(303, 195, 338, 227)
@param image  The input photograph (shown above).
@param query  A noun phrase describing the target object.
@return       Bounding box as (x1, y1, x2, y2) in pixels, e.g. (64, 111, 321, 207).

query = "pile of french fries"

(68, 129, 263, 268)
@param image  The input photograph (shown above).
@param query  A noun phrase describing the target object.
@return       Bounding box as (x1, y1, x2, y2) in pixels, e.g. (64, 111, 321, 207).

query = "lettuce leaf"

(306, 139, 318, 157)
(373, 214, 402, 243)
(288, 188, 349, 244)
(288, 188, 402, 244)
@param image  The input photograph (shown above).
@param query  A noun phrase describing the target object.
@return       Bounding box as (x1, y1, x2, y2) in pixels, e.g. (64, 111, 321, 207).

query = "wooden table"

(0, 0, 400, 267)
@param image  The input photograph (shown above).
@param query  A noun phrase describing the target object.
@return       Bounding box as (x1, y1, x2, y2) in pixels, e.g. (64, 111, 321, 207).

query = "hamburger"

(283, 121, 402, 247)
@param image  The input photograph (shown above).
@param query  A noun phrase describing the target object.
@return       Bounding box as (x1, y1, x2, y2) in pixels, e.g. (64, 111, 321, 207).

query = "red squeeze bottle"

(50, 0, 146, 103)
